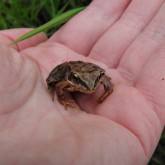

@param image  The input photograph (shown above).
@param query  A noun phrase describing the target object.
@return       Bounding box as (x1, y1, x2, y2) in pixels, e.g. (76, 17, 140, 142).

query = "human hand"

(0, 0, 165, 164)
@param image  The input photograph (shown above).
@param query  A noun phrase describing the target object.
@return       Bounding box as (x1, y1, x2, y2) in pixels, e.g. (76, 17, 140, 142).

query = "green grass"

(149, 129, 165, 165)
(0, 0, 91, 34)
(0, 0, 164, 164)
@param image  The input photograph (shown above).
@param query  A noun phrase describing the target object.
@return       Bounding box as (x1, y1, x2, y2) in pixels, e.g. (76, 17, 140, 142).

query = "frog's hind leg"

(97, 75, 113, 103)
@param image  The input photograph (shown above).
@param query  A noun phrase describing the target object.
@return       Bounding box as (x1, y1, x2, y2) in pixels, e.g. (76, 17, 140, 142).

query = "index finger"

(49, 0, 130, 55)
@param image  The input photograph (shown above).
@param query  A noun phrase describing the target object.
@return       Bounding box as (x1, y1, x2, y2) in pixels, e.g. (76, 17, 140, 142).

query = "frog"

(46, 61, 113, 109)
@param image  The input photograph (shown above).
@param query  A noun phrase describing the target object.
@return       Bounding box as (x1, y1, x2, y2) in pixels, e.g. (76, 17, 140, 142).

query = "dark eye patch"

(68, 72, 79, 82)
(69, 72, 90, 90)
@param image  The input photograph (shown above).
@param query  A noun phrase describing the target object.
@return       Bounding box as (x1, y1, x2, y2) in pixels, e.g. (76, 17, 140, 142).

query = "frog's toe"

(66, 99, 79, 109)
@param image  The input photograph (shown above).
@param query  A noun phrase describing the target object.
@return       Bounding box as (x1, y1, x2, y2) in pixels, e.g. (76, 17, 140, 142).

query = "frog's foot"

(57, 93, 79, 110)
(60, 99, 79, 110)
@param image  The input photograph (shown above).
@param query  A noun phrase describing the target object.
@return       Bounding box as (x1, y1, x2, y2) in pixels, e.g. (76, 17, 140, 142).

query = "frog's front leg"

(55, 81, 78, 109)
(98, 75, 113, 103)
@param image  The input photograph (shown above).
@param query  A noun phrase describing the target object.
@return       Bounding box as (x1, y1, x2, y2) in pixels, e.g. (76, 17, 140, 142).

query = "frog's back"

(69, 61, 104, 74)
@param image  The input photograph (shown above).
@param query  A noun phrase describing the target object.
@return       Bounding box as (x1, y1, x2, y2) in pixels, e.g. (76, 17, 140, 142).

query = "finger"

(89, 0, 164, 67)
(49, 0, 131, 55)
(118, 2, 165, 84)
(22, 42, 109, 81)
(0, 28, 47, 51)
(136, 38, 165, 125)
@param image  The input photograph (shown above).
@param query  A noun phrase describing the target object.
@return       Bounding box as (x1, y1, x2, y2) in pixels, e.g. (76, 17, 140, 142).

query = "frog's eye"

(68, 72, 79, 82)
(70, 72, 79, 82)
(73, 73, 79, 79)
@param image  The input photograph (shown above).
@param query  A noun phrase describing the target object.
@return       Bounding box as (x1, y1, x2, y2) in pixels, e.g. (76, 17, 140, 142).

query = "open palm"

(0, 1, 165, 164)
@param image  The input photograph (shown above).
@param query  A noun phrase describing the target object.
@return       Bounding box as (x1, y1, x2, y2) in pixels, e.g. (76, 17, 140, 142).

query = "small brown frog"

(46, 61, 113, 109)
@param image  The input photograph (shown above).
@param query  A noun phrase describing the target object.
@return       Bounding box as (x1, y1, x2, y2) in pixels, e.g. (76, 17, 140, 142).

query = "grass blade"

(11, 7, 85, 44)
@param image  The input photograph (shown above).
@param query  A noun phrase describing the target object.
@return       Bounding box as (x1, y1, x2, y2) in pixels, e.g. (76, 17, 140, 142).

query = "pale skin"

(0, 0, 165, 164)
